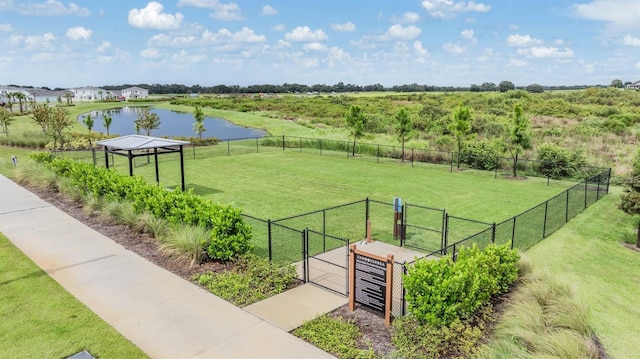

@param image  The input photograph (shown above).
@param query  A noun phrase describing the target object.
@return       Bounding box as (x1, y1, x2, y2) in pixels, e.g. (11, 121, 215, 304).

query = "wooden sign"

(348, 244, 394, 326)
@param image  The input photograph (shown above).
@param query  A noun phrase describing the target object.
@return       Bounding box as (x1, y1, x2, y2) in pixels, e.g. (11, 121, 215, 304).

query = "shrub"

(294, 315, 375, 359)
(193, 254, 296, 306)
(158, 224, 210, 267)
(403, 244, 519, 327)
(391, 305, 492, 359)
(536, 142, 586, 179)
(460, 139, 504, 170)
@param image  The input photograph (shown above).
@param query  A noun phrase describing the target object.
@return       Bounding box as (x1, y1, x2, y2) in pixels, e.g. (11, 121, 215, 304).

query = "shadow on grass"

(187, 183, 224, 196)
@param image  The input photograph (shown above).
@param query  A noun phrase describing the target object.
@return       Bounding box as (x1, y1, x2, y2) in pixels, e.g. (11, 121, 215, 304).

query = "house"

(121, 86, 149, 99)
(626, 81, 640, 90)
(71, 87, 113, 101)
(0, 87, 35, 102)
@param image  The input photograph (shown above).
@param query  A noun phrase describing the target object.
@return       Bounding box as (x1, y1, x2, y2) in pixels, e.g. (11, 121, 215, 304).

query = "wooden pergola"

(96, 135, 190, 191)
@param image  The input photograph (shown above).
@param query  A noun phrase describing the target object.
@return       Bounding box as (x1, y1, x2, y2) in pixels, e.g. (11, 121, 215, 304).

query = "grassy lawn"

(0, 233, 148, 359)
(527, 189, 640, 359)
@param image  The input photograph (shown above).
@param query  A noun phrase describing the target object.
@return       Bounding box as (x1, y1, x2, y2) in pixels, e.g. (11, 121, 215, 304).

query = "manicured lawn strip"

(0, 233, 148, 359)
(527, 189, 640, 359)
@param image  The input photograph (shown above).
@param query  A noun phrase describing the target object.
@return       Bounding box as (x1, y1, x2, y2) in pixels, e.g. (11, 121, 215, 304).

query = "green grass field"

(527, 190, 640, 359)
(0, 233, 148, 358)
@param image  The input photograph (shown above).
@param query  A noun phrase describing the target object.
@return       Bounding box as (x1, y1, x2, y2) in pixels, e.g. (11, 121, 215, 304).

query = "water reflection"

(78, 107, 266, 140)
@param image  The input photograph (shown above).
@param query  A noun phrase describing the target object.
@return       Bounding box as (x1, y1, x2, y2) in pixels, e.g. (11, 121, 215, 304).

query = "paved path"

(0, 175, 334, 359)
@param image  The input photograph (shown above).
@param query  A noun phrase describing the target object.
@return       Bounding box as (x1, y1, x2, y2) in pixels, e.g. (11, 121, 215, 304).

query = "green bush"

(294, 315, 375, 359)
(391, 305, 492, 359)
(402, 244, 519, 327)
(460, 139, 504, 170)
(536, 142, 586, 179)
(193, 254, 296, 306)
(34, 156, 252, 261)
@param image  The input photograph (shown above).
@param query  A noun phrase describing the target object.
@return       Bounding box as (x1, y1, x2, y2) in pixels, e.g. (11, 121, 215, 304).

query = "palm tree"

(64, 92, 73, 106)
(14, 92, 26, 114)
(103, 114, 112, 135)
(83, 114, 94, 147)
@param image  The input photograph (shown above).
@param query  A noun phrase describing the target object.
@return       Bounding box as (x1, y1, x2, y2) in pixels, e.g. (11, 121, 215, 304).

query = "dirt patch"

(621, 242, 640, 253)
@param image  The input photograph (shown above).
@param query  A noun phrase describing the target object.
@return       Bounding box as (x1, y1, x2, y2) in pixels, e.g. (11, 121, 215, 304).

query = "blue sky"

(0, 0, 639, 88)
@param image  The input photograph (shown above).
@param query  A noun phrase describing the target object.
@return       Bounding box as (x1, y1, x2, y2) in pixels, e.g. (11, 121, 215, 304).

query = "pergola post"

(127, 150, 133, 177)
(154, 147, 160, 184)
(104, 146, 109, 169)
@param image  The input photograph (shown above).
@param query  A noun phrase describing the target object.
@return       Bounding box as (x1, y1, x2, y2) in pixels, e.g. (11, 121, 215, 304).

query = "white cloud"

(413, 40, 429, 57)
(508, 58, 527, 67)
(461, 29, 477, 45)
(97, 41, 111, 53)
(391, 12, 421, 24)
(275, 39, 290, 49)
(573, 0, 640, 30)
(12, 0, 90, 16)
(66, 26, 91, 40)
(443, 42, 467, 54)
(11, 32, 56, 51)
(382, 24, 421, 40)
(325, 46, 351, 67)
(128, 2, 183, 30)
(271, 24, 286, 32)
(421, 0, 490, 19)
(261, 5, 277, 16)
(506, 34, 543, 47)
(623, 35, 640, 46)
(177, 0, 244, 21)
(148, 33, 195, 47)
(583, 62, 595, 73)
(331, 22, 356, 32)
(200, 27, 266, 44)
(170, 50, 207, 64)
(303, 42, 326, 51)
(140, 48, 161, 59)
(0, 23, 13, 32)
(284, 26, 328, 42)
(517, 46, 574, 59)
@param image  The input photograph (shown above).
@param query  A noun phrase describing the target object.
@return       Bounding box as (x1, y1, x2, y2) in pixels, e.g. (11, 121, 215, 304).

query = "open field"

(527, 190, 640, 359)
(0, 233, 148, 358)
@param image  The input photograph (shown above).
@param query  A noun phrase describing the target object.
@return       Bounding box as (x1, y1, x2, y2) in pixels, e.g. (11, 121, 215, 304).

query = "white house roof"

(97, 135, 190, 151)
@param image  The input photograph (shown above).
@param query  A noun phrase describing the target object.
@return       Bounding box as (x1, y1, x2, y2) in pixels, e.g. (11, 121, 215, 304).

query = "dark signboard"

(354, 253, 387, 312)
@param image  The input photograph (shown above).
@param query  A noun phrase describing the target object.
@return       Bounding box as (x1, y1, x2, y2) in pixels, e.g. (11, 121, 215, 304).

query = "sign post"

(348, 244, 394, 326)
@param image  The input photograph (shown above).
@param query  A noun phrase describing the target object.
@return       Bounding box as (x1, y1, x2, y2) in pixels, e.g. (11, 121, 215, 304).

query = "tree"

(193, 106, 206, 140)
(505, 103, 532, 177)
(83, 113, 94, 147)
(134, 108, 161, 136)
(395, 108, 413, 162)
(32, 104, 74, 150)
(448, 104, 472, 169)
(526, 84, 544, 93)
(610, 79, 624, 88)
(31, 104, 51, 134)
(98, 90, 104, 100)
(498, 80, 515, 92)
(64, 92, 73, 106)
(103, 114, 112, 135)
(13, 92, 26, 114)
(480, 82, 497, 92)
(345, 105, 368, 156)
(0, 108, 14, 134)
(621, 150, 640, 247)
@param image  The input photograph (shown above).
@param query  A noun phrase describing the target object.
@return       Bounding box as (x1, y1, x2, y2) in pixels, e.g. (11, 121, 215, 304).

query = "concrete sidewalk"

(0, 175, 334, 359)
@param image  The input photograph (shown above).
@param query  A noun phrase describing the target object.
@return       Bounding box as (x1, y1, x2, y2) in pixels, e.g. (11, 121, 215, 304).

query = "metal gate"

(303, 229, 350, 296)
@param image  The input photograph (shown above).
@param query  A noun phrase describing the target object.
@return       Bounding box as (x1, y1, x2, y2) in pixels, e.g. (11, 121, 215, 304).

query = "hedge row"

(31, 152, 252, 261)
(403, 244, 519, 327)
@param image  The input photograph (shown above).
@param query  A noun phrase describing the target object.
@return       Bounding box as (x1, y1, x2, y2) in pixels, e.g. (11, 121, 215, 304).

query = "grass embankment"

(523, 189, 640, 359)
(0, 233, 148, 358)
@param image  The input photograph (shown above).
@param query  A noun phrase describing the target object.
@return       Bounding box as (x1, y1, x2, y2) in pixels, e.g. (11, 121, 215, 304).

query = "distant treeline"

(5, 82, 619, 95)
(95, 82, 611, 95)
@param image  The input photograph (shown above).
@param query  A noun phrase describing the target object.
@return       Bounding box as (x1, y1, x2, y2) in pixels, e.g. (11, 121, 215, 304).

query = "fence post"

(584, 179, 588, 209)
(377, 145, 380, 163)
(441, 210, 446, 252)
(443, 213, 449, 255)
(282, 135, 285, 151)
(450, 152, 453, 172)
(256, 137, 259, 153)
(402, 263, 407, 317)
(401, 204, 406, 247)
(192, 143, 196, 159)
(302, 229, 308, 283)
(322, 210, 327, 252)
(365, 198, 370, 237)
(299, 137, 302, 153)
(226, 140, 230, 156)
(511, 216, 516, 250)
(411, 148, 414, 168)
(596, 173, 602, 200)
(320, 139, 323, 156)
(267, 219, 272, 262)
(565, 189, 570, 223)
(542, 201, 549, 238)
(606, 168, 612, 194)
(491, 223, 496, 244)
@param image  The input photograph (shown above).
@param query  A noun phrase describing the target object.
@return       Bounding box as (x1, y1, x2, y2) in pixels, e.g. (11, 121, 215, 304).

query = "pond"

(78, 107, 266, 140)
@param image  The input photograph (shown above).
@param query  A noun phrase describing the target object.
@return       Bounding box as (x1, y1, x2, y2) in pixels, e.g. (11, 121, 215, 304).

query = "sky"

(0, 0, 639, 89)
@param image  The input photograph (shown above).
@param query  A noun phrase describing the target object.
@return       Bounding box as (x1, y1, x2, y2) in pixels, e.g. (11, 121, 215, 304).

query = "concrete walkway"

(0, 175, 334, 359)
